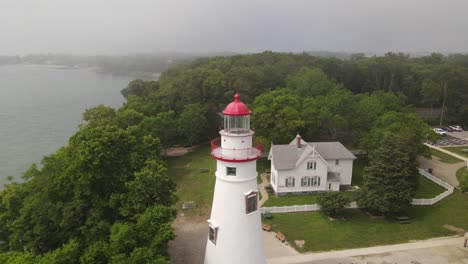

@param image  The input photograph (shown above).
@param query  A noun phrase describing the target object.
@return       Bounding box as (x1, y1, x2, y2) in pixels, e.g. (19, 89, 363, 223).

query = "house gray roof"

(270, 140, 356, 170)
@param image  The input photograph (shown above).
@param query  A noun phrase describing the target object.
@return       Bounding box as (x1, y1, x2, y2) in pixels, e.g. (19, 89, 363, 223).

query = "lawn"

(430, 148, 463, 163)
(167, 145, 270, 218)
(457, 167, 468, 192)
(414, 174, 447, 198)
(442, 146, 468, 159)
(263, 194, 318, 207)
(263, 190, 468, 252)
(167, 145, 216, 218)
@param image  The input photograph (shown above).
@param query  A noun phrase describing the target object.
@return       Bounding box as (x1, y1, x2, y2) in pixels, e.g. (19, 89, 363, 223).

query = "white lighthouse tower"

(204, 93, 265, 264)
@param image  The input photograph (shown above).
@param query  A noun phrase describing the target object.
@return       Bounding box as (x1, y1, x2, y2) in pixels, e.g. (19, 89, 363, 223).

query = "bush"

(316, 192, 351, 218)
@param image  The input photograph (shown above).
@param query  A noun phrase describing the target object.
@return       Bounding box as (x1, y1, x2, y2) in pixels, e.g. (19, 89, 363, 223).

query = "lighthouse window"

(226, 167, 236, 176)
(245, 192, 258, 214)
(208, 224, 218, 245)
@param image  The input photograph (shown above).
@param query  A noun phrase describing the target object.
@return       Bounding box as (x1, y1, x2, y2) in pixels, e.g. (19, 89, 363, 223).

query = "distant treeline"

(0, 53, 200, 77)
(118, 51, 467, 148)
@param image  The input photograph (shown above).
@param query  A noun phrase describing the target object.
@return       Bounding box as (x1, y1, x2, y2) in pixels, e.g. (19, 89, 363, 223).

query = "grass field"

(457, 167, 468, 192)
(442, 146, 468, 159)
(169, 146, 468, 252)
(430, 148, 463, 163)
(263, 190, 468, 252)
(167, 145, 270, 218)
(415, 174, 447, 198)
(167, 145, 216, 218)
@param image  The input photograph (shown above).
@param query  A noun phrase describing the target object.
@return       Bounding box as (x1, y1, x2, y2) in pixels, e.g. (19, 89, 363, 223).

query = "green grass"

(415, 174, 447, 198)
(263, 194, 318, 207)
(167, 145, 216, 218)
(442, 146, 468, 159)
(430, 148, 463, 163)
(263, 190, 468, 252)
(167, 146, 269, 218)
(456, 167, 468, 192)
(351, 156, 368, 187)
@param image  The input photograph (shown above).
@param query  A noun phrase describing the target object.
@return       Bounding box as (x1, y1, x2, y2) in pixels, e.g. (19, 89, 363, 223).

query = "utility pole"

(439, 82, 447, 127)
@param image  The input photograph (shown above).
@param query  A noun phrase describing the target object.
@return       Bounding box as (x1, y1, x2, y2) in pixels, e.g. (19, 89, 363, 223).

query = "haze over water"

(0, 65, 133, 185)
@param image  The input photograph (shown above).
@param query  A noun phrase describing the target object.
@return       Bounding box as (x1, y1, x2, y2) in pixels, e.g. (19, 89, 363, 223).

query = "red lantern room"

(222, 93, 251, 134)
(210, 92, 262, 162)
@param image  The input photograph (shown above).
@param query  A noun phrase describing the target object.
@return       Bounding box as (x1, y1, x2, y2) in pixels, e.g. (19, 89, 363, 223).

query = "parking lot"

(432, 131, 468, 146)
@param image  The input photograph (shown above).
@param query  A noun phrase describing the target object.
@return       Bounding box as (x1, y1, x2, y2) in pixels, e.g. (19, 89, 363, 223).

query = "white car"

(433, 128, 447, 136)
(449, 125, 463, 132)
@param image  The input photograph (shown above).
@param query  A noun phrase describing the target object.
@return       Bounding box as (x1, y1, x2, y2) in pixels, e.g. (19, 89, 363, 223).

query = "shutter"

(314, 161, 317, 170)
(318, 177, 321, 186)
(292, 178, 295, 187)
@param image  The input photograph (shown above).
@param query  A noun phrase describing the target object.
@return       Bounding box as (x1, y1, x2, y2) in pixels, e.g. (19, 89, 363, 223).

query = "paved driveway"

(434, 135, 468, 146)
(418, 156, 465, 187)
(448, 131, 468, 141)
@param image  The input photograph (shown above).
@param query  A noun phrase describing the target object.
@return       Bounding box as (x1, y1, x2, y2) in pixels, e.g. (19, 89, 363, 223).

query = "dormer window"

(307, 161, 316, 170)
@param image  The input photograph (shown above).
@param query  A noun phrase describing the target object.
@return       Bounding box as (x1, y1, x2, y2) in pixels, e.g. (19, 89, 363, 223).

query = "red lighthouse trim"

(223, 93, 252, 116)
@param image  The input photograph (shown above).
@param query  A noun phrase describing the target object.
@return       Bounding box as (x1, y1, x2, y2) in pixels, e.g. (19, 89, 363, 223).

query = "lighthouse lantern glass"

(224, 115, 250, 134)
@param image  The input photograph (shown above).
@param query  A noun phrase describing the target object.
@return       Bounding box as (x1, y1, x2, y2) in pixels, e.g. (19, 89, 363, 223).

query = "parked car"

(433, 128, 447, 136)
(449, 125, 463, 132)
(442, 126, 453, 132)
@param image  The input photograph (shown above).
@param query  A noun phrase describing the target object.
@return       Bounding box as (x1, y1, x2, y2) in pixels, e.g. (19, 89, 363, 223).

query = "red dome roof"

(223, 93, 252, 116)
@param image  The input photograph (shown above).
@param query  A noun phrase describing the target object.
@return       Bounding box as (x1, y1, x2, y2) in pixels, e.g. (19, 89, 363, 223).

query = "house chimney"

(296, 134, 302, 148)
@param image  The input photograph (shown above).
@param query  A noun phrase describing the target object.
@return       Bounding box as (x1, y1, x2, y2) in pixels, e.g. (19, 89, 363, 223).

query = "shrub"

(316, 192, 351, 218)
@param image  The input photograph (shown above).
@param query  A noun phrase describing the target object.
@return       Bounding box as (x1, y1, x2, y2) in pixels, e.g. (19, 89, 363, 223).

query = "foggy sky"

(1, 0, 468, 55)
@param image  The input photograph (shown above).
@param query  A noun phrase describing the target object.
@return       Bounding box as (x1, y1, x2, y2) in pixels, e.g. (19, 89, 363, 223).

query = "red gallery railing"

(210, 138, 263, 162)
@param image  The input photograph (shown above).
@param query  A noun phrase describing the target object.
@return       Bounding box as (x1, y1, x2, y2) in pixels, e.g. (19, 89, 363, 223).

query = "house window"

(301, 176, 310, 187)
(209, 224, 218, 245)
(302, 176, 320, 186)
(286, 177, 295, 187)
(335, 160, 339, 166)
(245, 191, 258, 214)
(307, 161, 317, 170)
(226, 167, 236, 176)
(311, 176, 320, 186)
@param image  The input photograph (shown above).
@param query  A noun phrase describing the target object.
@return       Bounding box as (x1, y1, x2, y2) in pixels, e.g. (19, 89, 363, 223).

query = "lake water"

(0, 65, 133, 185)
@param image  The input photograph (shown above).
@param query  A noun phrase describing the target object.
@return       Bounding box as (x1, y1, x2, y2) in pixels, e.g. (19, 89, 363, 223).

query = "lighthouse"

(204, 93, 265, 264)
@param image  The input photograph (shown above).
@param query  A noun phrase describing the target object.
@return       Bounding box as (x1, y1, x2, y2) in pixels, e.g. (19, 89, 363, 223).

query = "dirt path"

(258, 173, 270, 206)
(168, 214, 207, 264)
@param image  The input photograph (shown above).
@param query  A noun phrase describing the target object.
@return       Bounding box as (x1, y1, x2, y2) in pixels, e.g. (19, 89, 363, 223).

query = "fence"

(411, 168, 454, 205)
(260, 201, 358, 214)
(261, 169, 454, 214)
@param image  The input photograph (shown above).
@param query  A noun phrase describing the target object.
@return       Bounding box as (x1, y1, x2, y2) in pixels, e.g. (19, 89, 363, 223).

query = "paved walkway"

(267, 236, 468, 264)
(426, 143, 468, 162)
(258, 173, 270, 206)
(419, 144, 467, 187)
(263, 231, 299, 259)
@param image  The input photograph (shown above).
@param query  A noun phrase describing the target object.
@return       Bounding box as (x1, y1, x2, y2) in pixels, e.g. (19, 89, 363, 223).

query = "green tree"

(287, 67, 339, 97)
(356, 134, 417, 215)
(177, 103, 208, 146)
(317, 192, 351, 218)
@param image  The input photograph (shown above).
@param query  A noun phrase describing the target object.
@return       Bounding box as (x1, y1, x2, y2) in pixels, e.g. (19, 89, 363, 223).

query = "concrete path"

(267, 236, 468, 264)
(420, 143, 467, 187)
(263, 231, 299, 259)
(419, 156, 465, 187)
(426, 143, 468, 162)
(258, 173, 270, 206)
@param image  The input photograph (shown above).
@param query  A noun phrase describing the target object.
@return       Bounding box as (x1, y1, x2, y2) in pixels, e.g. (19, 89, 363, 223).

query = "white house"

(268, 134, 356, 195)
